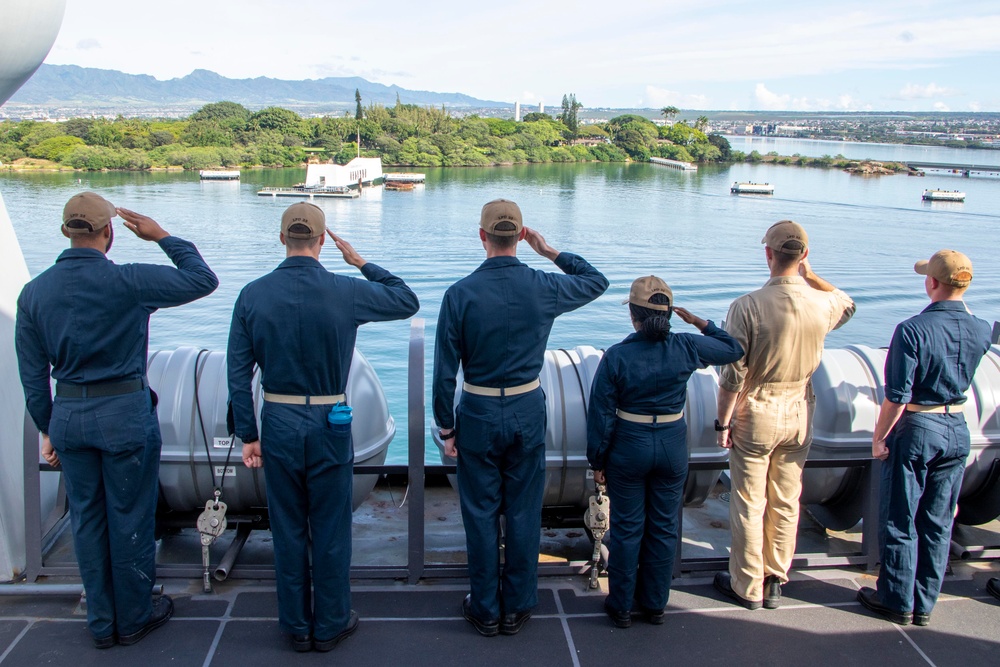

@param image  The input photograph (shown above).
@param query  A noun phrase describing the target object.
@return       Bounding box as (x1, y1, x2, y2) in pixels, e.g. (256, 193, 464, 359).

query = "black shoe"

(987, 578, 1000, 602)
(713, 572, 762, 611)
(462, 595, 499, 637)
(119, 595, 173, 646)
(92, 634, 116, 650)
(500, 610, 532, 635)
(604, 598, 631, 629)
(912, 613, 931, 627)
(763, 575, 782, 610)
(313, 611, 359, 652)
(856, 587, 912, 625)
(638, 606, 665, 625)
(291, 634, 312, 652)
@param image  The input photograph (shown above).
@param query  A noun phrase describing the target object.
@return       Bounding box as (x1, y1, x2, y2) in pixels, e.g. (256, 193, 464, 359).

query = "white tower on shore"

(539, 102, 544, 115)
(514, 101, 520, 122)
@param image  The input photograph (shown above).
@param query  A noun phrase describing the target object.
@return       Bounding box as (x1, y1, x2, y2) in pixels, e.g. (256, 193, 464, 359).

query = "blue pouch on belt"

(328, 403, 353, 432)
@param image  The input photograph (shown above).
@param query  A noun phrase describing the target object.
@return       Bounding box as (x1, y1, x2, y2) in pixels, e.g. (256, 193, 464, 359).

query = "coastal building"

(515, 101, 520, 122)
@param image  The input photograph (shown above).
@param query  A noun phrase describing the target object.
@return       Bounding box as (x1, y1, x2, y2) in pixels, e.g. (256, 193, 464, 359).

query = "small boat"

(199, 169, 240, 181)
(384, 182, 416, 191)
(922, 189, 965, 202)
(731, 182, 774, 195)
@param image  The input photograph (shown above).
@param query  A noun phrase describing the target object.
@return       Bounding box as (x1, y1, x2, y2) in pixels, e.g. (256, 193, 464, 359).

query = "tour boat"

(199, 169, 240, 180)
(921, 189, 965, 202)
(731, 182, 774, 195)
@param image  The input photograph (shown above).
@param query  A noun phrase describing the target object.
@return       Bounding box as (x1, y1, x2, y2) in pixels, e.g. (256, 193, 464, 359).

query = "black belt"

(56, 378, 146, 398)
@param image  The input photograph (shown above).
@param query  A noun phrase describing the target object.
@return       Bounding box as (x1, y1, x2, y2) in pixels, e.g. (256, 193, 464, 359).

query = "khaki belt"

(463, 379, 540, 397)
(263, 392, 345, 406)
(906, 403, 964, 414)
(616, 409, 683, 424)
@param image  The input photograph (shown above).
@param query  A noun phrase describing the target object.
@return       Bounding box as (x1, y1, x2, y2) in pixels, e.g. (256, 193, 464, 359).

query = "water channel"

(4, 138, 999, 461)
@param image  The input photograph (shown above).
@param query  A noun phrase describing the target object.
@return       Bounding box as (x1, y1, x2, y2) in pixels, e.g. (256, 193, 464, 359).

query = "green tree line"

(0, 99, 740, 171)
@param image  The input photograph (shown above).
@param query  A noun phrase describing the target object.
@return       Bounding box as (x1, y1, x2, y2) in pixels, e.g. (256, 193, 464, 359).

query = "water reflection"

(4, 158, 999, 461)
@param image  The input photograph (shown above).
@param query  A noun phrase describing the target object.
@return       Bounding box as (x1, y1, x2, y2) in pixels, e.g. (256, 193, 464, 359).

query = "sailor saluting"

(15, 192, 218, 648)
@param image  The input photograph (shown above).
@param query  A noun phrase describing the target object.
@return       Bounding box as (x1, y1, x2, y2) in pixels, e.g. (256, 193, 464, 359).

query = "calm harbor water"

(4, 142, 1000, 462)
(725, 135, 1000, 167)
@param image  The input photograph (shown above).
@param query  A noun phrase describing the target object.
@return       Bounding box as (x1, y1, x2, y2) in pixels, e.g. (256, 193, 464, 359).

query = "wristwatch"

(714, 419, 730, 432)
(439, 429, 455, 440)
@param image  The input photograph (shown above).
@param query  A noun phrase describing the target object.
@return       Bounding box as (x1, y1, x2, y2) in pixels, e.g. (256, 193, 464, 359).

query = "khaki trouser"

(728, 382, 813, 602)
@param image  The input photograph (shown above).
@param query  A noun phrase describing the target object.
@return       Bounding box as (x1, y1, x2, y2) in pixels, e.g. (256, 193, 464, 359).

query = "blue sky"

(44, 0, 1000, 111)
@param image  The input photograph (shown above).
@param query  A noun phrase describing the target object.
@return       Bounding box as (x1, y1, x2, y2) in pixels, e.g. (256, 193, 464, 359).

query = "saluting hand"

(797, 257, 813, 279)
(41, 434, 60, 468)
(327, 230, 367, 269)
(242, 441, 263, 468)
(673, 306, 709, 331)
(523, 227, 559, 262)
(117, 208, 169, 242)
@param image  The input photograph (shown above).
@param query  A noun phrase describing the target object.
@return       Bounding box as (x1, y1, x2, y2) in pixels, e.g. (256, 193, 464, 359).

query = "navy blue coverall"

(877, 301, 991, 616)
(433, 253, 608, 621)
(227, 256, 418, 640)
(587, 323, 744, 614)
(15, 238, 218, 641)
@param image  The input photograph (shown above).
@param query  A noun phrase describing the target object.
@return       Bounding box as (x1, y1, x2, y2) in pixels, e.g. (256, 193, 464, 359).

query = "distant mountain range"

(7, 64, 509, 110)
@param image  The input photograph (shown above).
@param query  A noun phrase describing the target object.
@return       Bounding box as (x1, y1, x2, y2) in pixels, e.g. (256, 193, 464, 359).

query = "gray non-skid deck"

(2, 568, 999, 667)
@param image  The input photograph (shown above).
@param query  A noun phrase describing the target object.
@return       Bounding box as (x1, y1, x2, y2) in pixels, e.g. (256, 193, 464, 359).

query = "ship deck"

(2, 484, 999, 666)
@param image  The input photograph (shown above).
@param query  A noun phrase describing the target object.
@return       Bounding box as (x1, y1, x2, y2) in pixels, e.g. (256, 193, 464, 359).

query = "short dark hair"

(629, 293, 672, 341)
(65, 219, 102, 235)
(484, 221, 519, 249)
(286, 234, 321, 251)
(770, 248, 801, 271)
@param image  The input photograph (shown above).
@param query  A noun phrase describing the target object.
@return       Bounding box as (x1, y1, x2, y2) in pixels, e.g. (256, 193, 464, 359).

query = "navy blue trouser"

(605, 419, 687, 614)
(48, 389, 160, 640)
(261, 402, 354, 640)
(877, 411, 969, 615)
(456, 389, 546, 621)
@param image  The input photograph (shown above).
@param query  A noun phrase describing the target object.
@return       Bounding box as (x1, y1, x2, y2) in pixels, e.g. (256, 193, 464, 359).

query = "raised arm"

(673, 307, 745, 367)
(329, 231, 419, 324)
(799, 257, 855, 329)
(524, 227, 609, 314)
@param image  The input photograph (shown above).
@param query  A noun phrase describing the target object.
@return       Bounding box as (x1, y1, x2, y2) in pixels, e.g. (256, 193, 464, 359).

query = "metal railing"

(21, 318, 998, 584)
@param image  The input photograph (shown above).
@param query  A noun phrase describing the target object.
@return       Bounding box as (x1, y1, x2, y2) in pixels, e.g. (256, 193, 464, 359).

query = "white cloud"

(76, 38, 100, 50)
(519, 91, 539, 104)
(752, 84, 868, 111)
(896, 83, 958, 99)
(644, 85, 709, 109)
(754, 84, 790, 109)
(969, 101, 982, 111)
(933, 101, 951, 111)
(836, 94, 856, 109)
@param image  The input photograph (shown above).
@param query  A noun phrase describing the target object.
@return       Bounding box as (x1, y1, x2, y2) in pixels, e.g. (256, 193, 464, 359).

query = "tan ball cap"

(914, 249, 973, 288)
(761, 220, 808, 255)
(480, 199, 523, 236)
(281, 202, 326, 239)
(62, 191, 116, 234)
(622, 275, 673, 312)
